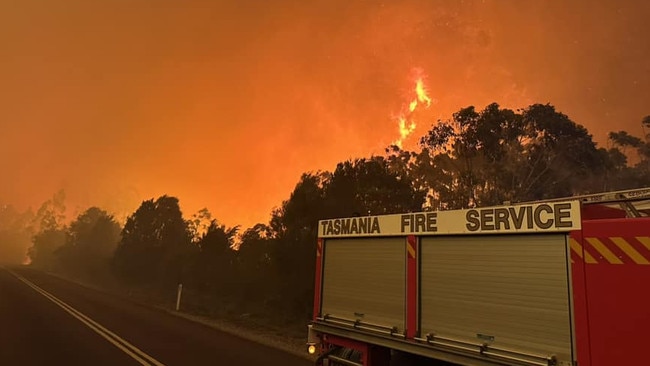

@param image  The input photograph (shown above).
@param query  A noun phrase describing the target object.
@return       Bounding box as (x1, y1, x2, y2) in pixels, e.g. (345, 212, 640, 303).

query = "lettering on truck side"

(465, 202, 573, 231)
(321, 217, 381, 236)
(318, 201, 578, 237)
(400, 213, 437, 233)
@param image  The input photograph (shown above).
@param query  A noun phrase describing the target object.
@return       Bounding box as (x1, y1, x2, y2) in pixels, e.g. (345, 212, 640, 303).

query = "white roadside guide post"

(176, 283, 183, 311)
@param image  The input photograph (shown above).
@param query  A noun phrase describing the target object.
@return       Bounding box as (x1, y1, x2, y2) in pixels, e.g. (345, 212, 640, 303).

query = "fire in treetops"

(393, 69, 435, 149)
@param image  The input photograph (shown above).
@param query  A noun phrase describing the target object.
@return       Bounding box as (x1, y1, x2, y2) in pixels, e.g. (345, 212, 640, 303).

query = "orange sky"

(1, 0, 649, 229)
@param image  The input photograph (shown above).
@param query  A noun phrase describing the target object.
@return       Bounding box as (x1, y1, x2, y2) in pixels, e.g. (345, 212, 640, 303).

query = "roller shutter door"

(321, 237, 405, 332)
(420, 234, 574, 364)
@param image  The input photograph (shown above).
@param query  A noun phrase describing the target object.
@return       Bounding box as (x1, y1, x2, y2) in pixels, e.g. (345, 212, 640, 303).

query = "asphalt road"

(0, 266, 312, 366)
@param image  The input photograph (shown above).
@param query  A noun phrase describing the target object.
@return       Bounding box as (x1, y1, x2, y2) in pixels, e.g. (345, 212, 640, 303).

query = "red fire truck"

(306, 187, 650, 366)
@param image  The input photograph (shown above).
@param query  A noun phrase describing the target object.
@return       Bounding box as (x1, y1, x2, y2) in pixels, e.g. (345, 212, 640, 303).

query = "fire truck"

(306, 187, 650, 366)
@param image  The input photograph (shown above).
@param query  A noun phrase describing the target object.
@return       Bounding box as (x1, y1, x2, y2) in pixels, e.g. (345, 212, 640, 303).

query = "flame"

(398, 116, 417, 143)
(409, 100, 418, 113)
(393, 72, 434, 148)
(415, 79, 432, 108)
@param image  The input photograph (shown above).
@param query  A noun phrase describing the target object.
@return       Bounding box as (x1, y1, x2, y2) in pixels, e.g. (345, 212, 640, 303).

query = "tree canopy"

(18, 101, 650, 326)
(26, 190, 67, 269)
(419, 103, 606, 208)
(112, 195, 192, 288)
(56, 207, 121, 279)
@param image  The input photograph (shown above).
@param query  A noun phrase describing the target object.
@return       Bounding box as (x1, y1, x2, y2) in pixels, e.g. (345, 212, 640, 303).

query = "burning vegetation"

(393, 70, 434, 149)
(2, 94, 648, 331)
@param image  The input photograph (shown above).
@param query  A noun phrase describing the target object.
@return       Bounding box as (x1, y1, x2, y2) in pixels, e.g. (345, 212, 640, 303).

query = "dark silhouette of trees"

(187, 208, 213, 242)
(602, 127, 650, 189)
(236, 224, 275, 305)
(642, 115, 650, 141)
(420, 103, 605, 208)
(27, 190, 67, 270)
(0, 204, 33, 265)
(266, 173, 326, 319)
(323, 157, 426, 217)
(56, 207, 120, 280)
(609, 131, 643, 154)
(269, 158, 426, 320)
(191, 220, 239, 295)
(112, 196, 192, 290)
(17, 103, 650, 337)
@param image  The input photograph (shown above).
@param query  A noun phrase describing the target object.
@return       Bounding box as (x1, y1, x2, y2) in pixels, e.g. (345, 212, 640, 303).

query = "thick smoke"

(1, 0, 648, 229)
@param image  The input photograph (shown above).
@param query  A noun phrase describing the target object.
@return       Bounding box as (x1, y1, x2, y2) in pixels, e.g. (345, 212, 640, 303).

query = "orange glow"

(0, 1, 648, 232)
(394, 73, 434, 148)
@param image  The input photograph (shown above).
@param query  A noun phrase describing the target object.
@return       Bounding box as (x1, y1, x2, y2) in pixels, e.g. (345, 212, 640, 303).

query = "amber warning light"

(307, 324, 319, 354)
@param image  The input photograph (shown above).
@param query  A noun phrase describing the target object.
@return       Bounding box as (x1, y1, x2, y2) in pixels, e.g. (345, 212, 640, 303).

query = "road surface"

(0, 266, 312, 366)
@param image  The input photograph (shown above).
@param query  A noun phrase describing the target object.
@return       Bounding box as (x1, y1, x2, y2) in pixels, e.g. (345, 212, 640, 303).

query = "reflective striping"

(407, 242, 416, 258)
(584, 250, 598, 264)
(571, 237, 650, 265)
(569, 238, 582, 258)
(610, 237, 650, 265)
(638, 237, 650, 251)
(585, 237, 624, 264)
(569, 238, 598, 264)
(317, 239, 323, 257)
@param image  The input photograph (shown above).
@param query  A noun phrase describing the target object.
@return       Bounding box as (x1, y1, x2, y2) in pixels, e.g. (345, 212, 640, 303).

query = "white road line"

(6, 269, 165, 366)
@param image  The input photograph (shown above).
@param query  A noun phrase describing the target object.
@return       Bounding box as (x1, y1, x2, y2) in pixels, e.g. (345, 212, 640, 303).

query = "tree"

(593, 128, 650, 190)
(609, 131, 642, 155)
(642, 115, 650, 141)
(385, 146, 437, 208)
(323, 157, 426, 217)
(420, 103, 525, 208)
(33, 189, 66, 232)
(420, 103, 604, 208)
(0, 204, 34, 265)
(192, 220, 239, 294)
(236, 224, 275, 304)
(27, 190, 67, 269)
(268, 158, 426, 320)
(268, 173, 327, 319)
(187, 208, 213, 243)
(269, 172, 328, 237)
(56, 207, 121, 280)
(518, 104, 603, 199)
(29, 229, 66, 270)
(112, 195, 192, 290)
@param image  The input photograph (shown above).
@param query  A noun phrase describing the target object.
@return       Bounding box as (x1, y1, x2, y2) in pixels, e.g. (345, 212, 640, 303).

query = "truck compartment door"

(420, 234, 575, 365)
(321, 237, 406, 334)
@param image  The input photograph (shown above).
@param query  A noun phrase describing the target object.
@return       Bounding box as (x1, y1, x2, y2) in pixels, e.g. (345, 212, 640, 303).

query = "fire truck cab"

(307, 187, 650, 366)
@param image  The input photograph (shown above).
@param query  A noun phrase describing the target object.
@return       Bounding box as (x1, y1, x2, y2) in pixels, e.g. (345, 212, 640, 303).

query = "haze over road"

(0, 267, 311, 366)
